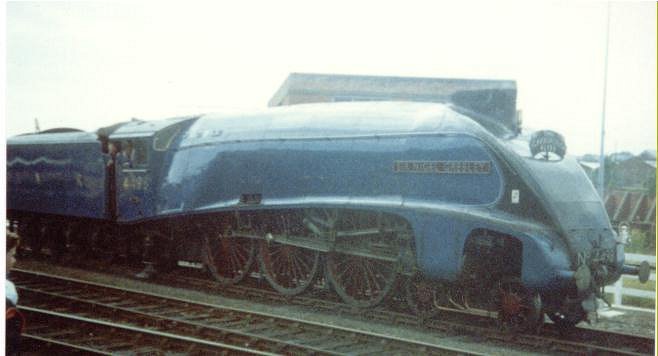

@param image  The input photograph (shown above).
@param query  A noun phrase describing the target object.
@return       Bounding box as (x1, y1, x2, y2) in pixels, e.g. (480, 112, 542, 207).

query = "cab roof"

(8, 131, 99, 145)
(107, 116, 199, 140)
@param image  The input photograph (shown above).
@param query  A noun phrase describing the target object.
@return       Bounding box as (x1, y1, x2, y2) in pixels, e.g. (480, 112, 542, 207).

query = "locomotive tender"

(8, 99, 647, 331)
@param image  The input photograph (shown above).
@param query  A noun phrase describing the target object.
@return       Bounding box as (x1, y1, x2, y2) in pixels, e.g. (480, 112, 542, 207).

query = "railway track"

(13, 269, 484, 355)
(164, 269, 657, 355)
(20, 306, 261, 355)
(14, 262, 656, 355)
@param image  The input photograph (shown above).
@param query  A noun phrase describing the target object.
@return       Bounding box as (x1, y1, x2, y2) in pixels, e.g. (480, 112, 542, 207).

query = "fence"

(604, 253, 656, 311)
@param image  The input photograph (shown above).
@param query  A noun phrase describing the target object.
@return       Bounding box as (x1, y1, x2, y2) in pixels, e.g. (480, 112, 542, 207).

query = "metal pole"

(598, 2, 611, 198)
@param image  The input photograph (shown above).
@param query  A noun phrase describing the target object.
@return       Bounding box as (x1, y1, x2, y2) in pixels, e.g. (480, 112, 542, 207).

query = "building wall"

(606, 157, 655, 189)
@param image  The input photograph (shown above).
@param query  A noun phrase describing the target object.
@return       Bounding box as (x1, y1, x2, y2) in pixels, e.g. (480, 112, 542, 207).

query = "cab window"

(130, 140, 148, 167)
(116, 139, 148, 169)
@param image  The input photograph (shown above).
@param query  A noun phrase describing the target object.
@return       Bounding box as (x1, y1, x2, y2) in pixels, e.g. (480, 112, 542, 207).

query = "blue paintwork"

(153, 101, 619, 294)
(109, 116, 198, 222)
(7, 132, 106, 219)
(163, 134, 502, 212)
(6, 101, 619, 298)
(116, 166, 154, 221)
(403, 209, 572, 290)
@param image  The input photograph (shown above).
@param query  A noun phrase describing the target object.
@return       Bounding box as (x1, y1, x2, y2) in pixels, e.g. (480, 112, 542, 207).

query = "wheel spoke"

(258, 214, 320, 296)
(308, 209, 409, 308)
(363, 259, 381, 293)
(290, 253, 303, 281)
(204, 222, 255, 286)
(497, 278, 543, 332)
(406, 274, 440, 319)
(228, 249, 241, 274)
(259, 242, 319, 295)
(327, 252, 398, 308)
(295, 253, 307, 279)
(233, 243, 247, 264)
(296, 253, 310, 271)
(334, 259, 355, 284)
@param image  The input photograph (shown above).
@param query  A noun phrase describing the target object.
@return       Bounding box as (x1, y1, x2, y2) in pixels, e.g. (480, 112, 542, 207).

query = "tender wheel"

(326, 252, 399, 308)
(57, 222, 79, 264)
(405, 273, 440, 319)
(203, 223, 256, 285)
(123, 228, 145, 267)
(88, 224, 118, 265)
(18, 219, 44, 258)
(40, 223, 67, 262)
(57, 222, 92, 266)
(27, 222, 64, 261)
(497, 278, 543, 332)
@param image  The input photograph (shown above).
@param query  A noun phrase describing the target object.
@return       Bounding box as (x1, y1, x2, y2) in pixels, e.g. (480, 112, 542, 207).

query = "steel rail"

(22, 333, 114, 355)
(167, 268, 657, 355)
(13, 269, 484, 356)
(15, 264, 655, 355)
(20, 306, 271, 355)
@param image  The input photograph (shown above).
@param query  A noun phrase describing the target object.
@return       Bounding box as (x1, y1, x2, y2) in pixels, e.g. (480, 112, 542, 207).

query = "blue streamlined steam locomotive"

(7, 100, 648, 331)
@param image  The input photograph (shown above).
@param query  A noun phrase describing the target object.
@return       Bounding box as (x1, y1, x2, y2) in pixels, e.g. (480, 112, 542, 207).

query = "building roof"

(268, 72, 519, 134)
(579, 161, 600, 171)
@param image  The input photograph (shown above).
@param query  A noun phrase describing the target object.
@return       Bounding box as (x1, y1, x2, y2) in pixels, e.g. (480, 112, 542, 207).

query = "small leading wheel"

(19, 220, 45, 258)
(405, 273, 440, 319)
(203, 224, 256, 286)
(497, 278, 543, 332)
(326, 252, 399, 308)
(258, 241, 320, 296)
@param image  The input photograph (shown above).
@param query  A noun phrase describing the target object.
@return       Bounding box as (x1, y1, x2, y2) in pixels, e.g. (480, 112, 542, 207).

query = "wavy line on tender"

(8, 157, 73, 166)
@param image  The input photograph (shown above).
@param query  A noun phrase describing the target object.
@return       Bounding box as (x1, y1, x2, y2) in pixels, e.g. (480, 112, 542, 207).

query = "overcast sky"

(5, 1, 656, 155)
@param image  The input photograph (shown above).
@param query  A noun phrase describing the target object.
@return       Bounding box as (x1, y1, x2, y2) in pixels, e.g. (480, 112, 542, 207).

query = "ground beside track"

(14, 260, 656, 355)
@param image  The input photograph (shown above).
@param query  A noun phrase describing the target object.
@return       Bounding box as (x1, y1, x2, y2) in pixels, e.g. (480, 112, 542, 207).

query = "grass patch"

(603, 293, 654, 309)
(624, 229, 656, 255)
(623, 276, 656, 291)
(622, 295, 655, 309)
(604, 276, 656, 309)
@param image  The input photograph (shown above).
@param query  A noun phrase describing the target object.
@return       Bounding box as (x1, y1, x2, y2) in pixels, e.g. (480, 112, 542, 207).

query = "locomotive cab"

(105, 137, 151, 220)
(102, 116, 199, 222)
